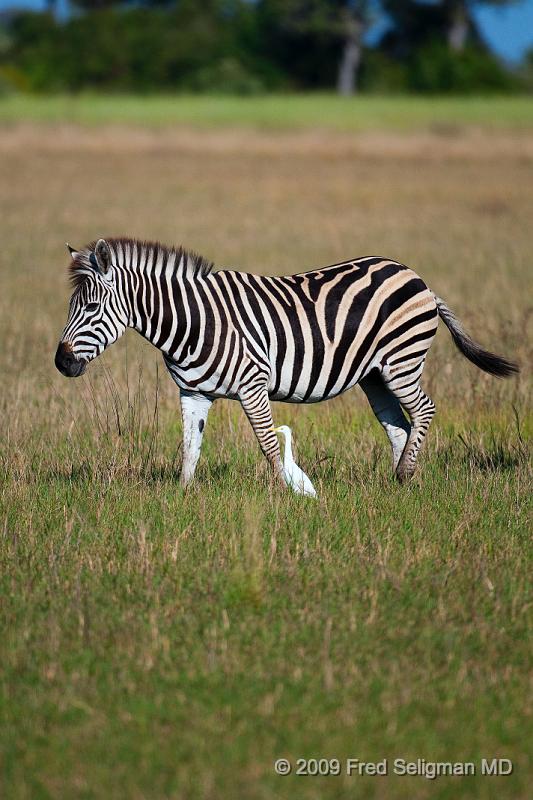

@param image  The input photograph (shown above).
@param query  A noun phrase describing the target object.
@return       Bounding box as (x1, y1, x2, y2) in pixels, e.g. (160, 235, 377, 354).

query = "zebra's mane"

(69, 237, 214, 288)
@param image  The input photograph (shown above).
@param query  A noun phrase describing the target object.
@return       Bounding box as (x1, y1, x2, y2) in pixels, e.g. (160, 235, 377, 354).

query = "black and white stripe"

(55, 237, 518, 487)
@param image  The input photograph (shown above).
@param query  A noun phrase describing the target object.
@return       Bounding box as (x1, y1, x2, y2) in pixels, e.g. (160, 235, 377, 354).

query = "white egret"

(272, 425, 317, 498)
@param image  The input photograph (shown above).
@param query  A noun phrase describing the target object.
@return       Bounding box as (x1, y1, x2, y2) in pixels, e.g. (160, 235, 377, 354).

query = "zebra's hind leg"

(239, 385, 286, 486)
(360, 371, 411, 473)
(383, 369, 436, 483)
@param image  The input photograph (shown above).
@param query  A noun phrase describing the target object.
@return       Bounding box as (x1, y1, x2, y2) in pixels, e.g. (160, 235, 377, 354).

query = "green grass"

(2, 93, 533, 130)
(1, 398, 531, 800)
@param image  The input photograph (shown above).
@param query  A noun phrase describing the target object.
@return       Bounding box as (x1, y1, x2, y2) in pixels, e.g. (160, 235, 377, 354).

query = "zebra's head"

(55, 239, 129, 377)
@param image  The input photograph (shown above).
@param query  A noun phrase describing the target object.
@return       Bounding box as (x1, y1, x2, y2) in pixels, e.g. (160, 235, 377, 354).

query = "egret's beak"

(271, 426, 280, 433)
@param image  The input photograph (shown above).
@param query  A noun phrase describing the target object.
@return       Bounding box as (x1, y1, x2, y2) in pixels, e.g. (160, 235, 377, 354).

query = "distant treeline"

(0, 0, 531, 95)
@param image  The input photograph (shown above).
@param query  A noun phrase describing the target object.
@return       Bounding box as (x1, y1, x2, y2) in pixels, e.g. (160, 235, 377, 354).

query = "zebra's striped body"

(161, 256, 437, 402)
(55, 238, 518, 489)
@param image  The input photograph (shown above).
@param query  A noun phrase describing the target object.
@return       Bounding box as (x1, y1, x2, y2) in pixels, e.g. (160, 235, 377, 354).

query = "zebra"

(55, 238, 518, 490)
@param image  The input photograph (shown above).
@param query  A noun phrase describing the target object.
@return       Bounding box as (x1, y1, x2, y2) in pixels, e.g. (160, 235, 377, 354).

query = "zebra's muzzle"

(55, 343, 87, 378)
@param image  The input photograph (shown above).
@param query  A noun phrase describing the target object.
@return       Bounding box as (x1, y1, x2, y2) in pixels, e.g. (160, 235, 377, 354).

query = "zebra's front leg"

(239, 386, 286, 487)
(179, 390, 213, 487)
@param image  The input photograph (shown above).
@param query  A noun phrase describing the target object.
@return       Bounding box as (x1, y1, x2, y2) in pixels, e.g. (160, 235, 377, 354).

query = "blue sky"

(473, 0, 533, 63)
(1, 0, 533, 65)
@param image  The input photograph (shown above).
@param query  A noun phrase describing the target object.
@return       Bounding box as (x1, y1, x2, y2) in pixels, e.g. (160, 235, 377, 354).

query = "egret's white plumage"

(273, 425, 317, 498)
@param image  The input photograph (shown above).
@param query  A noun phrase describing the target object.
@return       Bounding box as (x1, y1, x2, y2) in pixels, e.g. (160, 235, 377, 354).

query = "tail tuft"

(434, 296, 519, 378)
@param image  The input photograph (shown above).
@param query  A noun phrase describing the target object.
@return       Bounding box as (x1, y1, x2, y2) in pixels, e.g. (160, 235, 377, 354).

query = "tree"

(383, 0, 518, 55)
(69, 0, 119, 9)
(445, 1, 470, 51)
(337, 2, 369, 95)
(444, 0, 518, 53)
(259, 1, 373, 95)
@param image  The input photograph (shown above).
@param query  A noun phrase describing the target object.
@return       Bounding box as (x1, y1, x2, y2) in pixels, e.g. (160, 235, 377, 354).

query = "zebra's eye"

(86, 302, 99, 313)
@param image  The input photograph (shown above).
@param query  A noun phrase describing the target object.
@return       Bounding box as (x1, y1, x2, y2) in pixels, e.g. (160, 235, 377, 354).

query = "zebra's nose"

(55, 342, 86, 377)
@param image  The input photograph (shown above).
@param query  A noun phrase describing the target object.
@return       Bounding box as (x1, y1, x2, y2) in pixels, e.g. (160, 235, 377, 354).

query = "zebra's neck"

(117, 240, 212, 362)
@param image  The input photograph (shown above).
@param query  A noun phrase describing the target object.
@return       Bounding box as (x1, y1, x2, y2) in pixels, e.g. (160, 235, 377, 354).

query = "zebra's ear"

(94, 239, 112, 275)
(66, 243, 79, 259)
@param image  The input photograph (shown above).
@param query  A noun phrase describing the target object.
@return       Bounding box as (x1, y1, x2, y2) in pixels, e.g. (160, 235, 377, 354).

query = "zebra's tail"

(433, 295, 519, 378)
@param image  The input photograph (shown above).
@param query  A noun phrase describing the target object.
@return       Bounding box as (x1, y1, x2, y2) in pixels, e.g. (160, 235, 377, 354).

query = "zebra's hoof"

(395, 465, 415, 483)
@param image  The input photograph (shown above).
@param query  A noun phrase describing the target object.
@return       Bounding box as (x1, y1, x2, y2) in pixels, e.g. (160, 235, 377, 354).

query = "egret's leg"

(179, 390, 213, 487)
(360, 371, 411, 473)
(239, 386, 285, 485)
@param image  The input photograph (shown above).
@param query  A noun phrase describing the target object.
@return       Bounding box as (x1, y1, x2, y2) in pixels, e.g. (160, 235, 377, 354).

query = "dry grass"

(0, 119, 531, 800)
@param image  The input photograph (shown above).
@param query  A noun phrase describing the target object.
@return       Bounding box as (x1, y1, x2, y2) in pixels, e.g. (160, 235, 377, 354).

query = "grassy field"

(0, 99, 531, 799)
(2, 93, 533, 130)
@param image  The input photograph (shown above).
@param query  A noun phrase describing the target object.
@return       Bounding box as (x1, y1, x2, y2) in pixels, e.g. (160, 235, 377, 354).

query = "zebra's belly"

(268, 388, 343, 404)
(267, 368, 368, 404)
